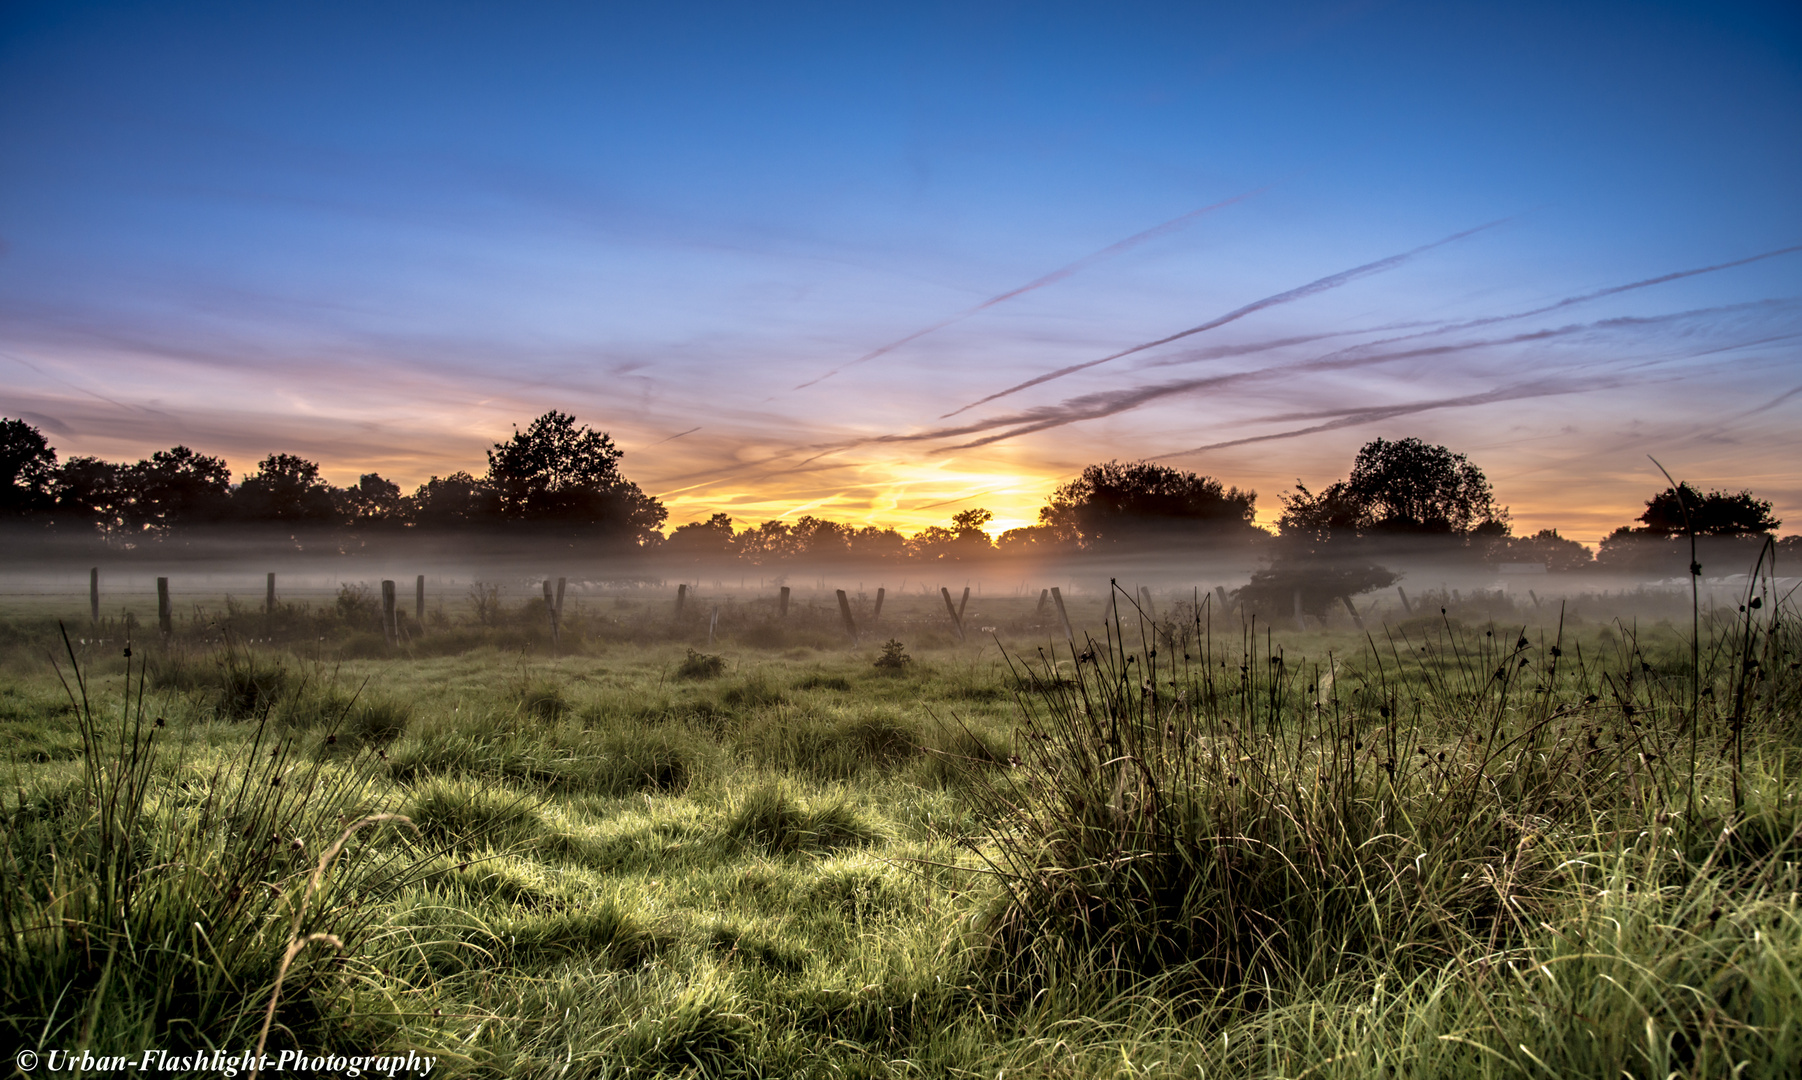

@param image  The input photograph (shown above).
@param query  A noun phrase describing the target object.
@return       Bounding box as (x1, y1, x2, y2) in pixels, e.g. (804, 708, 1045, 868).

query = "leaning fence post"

(1396, 586, 1412, 614)
(1294, 589, 1307, 632)
(1050, 587, 1074, 644)
(90, 567, 100, 623)
(872, 587, 885, 626)
(416, 575, 426, 623)
(1215, 585, 1231, 614)
(710, 605, 720, 646)
(1139, 585, 1156, 620)
(157, 577, 172, 637)
(778, 586, 790, 618)
(1037, 588, 1049, 615)
(542, 579, 560, 646)
(940, 587, 966, 642)
(555, 577, 566, 621)
(381, 580, 397, 645)
(957, 586, 970, 621)
(676, 583, 688, 615)
(835, 589, 859, 644)
(1339, 595, 1365, 631)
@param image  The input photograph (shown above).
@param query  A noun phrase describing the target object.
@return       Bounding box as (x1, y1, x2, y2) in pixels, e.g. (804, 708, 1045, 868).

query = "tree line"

(1, 414, 1789, 567)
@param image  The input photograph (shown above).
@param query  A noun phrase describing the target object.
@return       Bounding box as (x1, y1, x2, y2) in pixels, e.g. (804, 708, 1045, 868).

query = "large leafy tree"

(1039, 461, 1257, 548)
(1, 418, 58, 517)
(1634, 483, 1779, 537)
(483, 411, 666, 543)
(1280, 437, 1506, 539)
(412, 471, 493, 528)
(128, 446, 234, 531)
(233, 453, 339, 524)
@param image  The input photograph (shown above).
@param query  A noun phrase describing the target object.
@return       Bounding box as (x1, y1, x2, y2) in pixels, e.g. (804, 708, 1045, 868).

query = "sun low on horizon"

(2, 1, 1799, 548)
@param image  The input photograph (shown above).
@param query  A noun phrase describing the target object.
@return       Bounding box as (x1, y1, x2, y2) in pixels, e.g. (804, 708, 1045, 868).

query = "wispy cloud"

(939, 219, 1509, 417)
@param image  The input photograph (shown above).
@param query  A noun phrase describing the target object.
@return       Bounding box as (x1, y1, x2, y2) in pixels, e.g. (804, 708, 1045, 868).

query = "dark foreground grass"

(0, 578, 1797, 1078)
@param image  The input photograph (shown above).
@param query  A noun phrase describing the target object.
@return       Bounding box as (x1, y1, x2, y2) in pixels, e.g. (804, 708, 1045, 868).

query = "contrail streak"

(790, 185, 1267, 391)
(1158, 379, 1621, 456)
(902, 300, 1781, 451)
(1282, 244, 1802, 369)
(643, 426, 701, 447)
(940, 219, 1509, 417)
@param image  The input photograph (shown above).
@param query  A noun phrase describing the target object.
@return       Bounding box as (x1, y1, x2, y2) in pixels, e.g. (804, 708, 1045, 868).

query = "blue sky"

(2, 0, 1800, 538)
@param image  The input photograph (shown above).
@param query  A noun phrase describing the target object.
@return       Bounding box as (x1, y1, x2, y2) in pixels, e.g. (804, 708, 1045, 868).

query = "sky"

(2, 0, 1800, 542)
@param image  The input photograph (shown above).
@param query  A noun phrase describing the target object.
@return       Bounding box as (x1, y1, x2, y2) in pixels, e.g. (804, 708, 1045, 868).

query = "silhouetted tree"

(666, 512, 737, 557)
(1039, 461, 1256, 548)
(1280, 437, 1506, 540)
(128, 446, 233, 532)
(1, 418, 57, 517)
(1491, 528, 1594, 572)
(483, 411, 666, 543)
(341, 473, 407, 527)
(1634, 483, 1779, 537)
(234, 453, 339, 525)
(56, 456, 127, 537)
(412, 472, 492, 528)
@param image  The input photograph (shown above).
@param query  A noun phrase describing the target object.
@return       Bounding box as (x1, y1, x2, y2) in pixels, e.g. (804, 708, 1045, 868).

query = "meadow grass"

(0, 579, 1797, 1077)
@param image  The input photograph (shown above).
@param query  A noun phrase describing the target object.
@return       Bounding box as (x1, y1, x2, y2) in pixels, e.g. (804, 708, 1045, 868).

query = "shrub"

(873, 639, 912, 671)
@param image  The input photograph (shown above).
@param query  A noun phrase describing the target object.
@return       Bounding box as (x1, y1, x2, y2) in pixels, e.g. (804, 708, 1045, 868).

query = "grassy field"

(3, 578, 1799, 1078)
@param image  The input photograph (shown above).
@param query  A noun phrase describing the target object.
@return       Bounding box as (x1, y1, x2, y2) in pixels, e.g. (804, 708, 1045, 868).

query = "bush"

(873, 639, 912, 671)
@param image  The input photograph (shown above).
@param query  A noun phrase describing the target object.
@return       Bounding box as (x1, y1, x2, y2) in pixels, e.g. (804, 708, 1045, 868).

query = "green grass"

(0, 582, 1797, 1077)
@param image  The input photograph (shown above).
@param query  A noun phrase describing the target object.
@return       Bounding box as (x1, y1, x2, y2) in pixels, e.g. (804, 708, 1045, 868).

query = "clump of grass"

(601, 724, 710, 794)
(722, 669, 786, 708)
(518, 680, 569, 721)
(723, 782, 877, 854)
(345, 698, 411, 746)
(966, 613, 1728, 1000)
(404, 777, 545, 850)
(676, 648, 728, 680)
(153, 640, 293, 720)
(0, 629, 426, 1052)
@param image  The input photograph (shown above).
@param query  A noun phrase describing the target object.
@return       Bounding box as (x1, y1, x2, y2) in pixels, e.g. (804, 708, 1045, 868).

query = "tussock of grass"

(723, 782, 879, 854)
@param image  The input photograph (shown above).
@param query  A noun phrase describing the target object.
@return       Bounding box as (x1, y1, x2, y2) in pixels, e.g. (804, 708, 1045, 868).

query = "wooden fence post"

(1050, 587, 1074, 644)
(1139, 585, 1156, 620)
(1294, 589, 1307, 632)
(264, 572, 275, 615)
(416, 575, 426, 623)
(940, 587, 966, 642)
(89, 567, 99, 623)
(676, 583, 688, 615)
(1037, 588, 1049, 615)
(156, 577, 172, 637)
(1528, 589, 1541, 608)
(957, 586, 970, 620)
(778, 586, 790, 618)
(381, 580, 397, 645)
(542, 579, 560, 646)
(1396, 586, 1412, 614)
(872, 587, 885, 626)
(1339, 595, 1365, 631)
(835, 590, 858, 644)
(554, 577, 566, 622)
(1215, 585, 1231, 613)
(710, 605, 720, 646)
